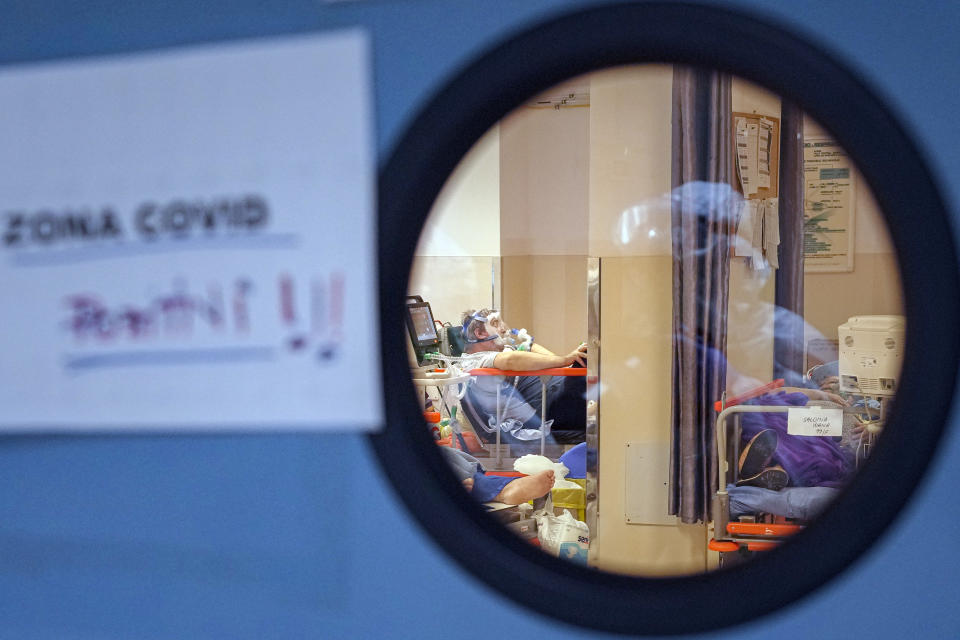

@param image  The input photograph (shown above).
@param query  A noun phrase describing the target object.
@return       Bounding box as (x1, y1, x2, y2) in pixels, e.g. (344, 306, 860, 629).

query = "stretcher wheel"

(708, 539, 739, 553)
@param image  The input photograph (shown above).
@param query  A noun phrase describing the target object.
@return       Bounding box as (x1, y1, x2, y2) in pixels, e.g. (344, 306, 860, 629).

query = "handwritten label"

(787, 407, 843, 437)
(0, 31, 380, 431)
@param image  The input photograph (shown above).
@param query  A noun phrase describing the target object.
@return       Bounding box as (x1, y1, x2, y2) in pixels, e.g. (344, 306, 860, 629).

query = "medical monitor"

(838, 315, 905, 397)
(405, 297, 440, 365)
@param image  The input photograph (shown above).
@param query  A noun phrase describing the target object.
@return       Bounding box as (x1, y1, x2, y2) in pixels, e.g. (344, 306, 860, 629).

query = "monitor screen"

(409, 305, 438, 345)
(405, 301, 440, 366)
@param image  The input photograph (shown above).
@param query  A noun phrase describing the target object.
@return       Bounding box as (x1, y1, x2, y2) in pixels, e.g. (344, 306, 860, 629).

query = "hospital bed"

(708, 381, 863, 561)
(413, 361, 586, 465)
(403, 295, 585, 468)
(460, 366, 587, 468)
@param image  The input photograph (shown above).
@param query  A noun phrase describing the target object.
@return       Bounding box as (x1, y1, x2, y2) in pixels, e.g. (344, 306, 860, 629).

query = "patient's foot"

(496, 470, 555, 505)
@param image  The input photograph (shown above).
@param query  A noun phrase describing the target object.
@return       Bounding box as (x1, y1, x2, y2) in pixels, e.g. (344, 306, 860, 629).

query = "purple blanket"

(740, 392, 852, 488)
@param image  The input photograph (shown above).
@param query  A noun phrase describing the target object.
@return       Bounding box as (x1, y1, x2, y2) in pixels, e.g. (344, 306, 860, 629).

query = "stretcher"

(710, 403, 803, 555)
(468, 367, 586, 468)
(709, 382, 860, 558)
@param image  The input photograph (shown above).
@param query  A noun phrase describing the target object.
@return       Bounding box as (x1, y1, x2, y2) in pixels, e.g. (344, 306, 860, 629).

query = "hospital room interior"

(405, 64, 903, 576)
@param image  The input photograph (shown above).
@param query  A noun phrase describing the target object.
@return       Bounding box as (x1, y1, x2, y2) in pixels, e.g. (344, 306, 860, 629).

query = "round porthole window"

(372, 3, 960, 634)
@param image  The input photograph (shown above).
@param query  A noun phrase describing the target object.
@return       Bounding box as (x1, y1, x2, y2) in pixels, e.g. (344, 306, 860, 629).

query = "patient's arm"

(493, 345, 585, 371)
(530, 343, 556, 356)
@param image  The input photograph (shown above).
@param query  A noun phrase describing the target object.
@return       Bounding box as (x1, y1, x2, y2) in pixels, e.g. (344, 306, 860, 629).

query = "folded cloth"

(727, 484, 839, 520)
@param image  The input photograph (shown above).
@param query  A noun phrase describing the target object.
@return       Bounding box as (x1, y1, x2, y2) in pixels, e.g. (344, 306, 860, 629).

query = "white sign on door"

(0, 30, 382, 431)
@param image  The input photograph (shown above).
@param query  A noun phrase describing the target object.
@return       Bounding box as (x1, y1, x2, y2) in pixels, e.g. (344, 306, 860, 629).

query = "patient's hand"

(564, 344, 587, 367)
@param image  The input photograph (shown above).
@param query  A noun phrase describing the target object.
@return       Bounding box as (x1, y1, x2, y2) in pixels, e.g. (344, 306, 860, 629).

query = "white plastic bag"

(489, 417, 553, 441)
(535, 509, 590, 564)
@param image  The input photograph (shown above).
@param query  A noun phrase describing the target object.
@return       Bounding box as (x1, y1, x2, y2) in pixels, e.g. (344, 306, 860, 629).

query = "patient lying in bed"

(458, 308, 587, 444)
(728, 389, 858, 520)
(440, 447, 554, 504)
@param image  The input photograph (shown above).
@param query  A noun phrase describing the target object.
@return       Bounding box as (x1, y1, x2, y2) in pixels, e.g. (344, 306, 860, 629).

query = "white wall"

(417, 125, 501, 257)
(499, 103, 589, 349)
(732, 77, 782, 116)
(411, 125, 501, 325)
(500, 106, 589, 256)
(589, 67, 674, 257)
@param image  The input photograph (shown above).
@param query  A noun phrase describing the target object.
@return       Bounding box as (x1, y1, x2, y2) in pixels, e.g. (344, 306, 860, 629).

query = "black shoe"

(736, 465, 790, 491)
(738, 429, 779, 479)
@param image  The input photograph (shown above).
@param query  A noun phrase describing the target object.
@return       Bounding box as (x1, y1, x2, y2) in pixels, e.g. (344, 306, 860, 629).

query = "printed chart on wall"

(0, 31, 382, 431)
(803, 137, 855, 272)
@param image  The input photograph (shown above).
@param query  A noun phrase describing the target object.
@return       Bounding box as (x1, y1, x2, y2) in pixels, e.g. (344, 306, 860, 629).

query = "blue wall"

(1, 1, 958, 637)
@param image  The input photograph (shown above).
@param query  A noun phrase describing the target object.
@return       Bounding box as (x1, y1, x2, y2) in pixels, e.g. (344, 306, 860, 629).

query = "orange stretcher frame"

(713, 379, 784, 413)
(470, 367, 587, 377)
(709, 380, 800, 556)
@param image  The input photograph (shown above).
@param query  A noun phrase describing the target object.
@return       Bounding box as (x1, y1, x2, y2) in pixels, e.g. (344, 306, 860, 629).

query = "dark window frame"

(372, 3, 960, 634)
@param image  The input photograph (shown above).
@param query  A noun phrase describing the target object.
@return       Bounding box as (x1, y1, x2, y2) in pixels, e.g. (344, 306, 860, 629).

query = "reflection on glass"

(406, 65, 904, 576)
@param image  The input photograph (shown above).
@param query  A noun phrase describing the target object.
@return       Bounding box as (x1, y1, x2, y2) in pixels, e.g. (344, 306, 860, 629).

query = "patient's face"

(485, 313, 510, 339)
(471, 325, 504, 351)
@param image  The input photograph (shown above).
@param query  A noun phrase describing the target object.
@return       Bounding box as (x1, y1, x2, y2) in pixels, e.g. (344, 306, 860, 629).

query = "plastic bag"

(535, 509, 589, 564)
(488, 417, 553, 441)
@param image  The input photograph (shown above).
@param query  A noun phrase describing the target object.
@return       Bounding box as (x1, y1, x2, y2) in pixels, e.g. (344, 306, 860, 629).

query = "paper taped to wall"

(0, 31, 381, 431)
